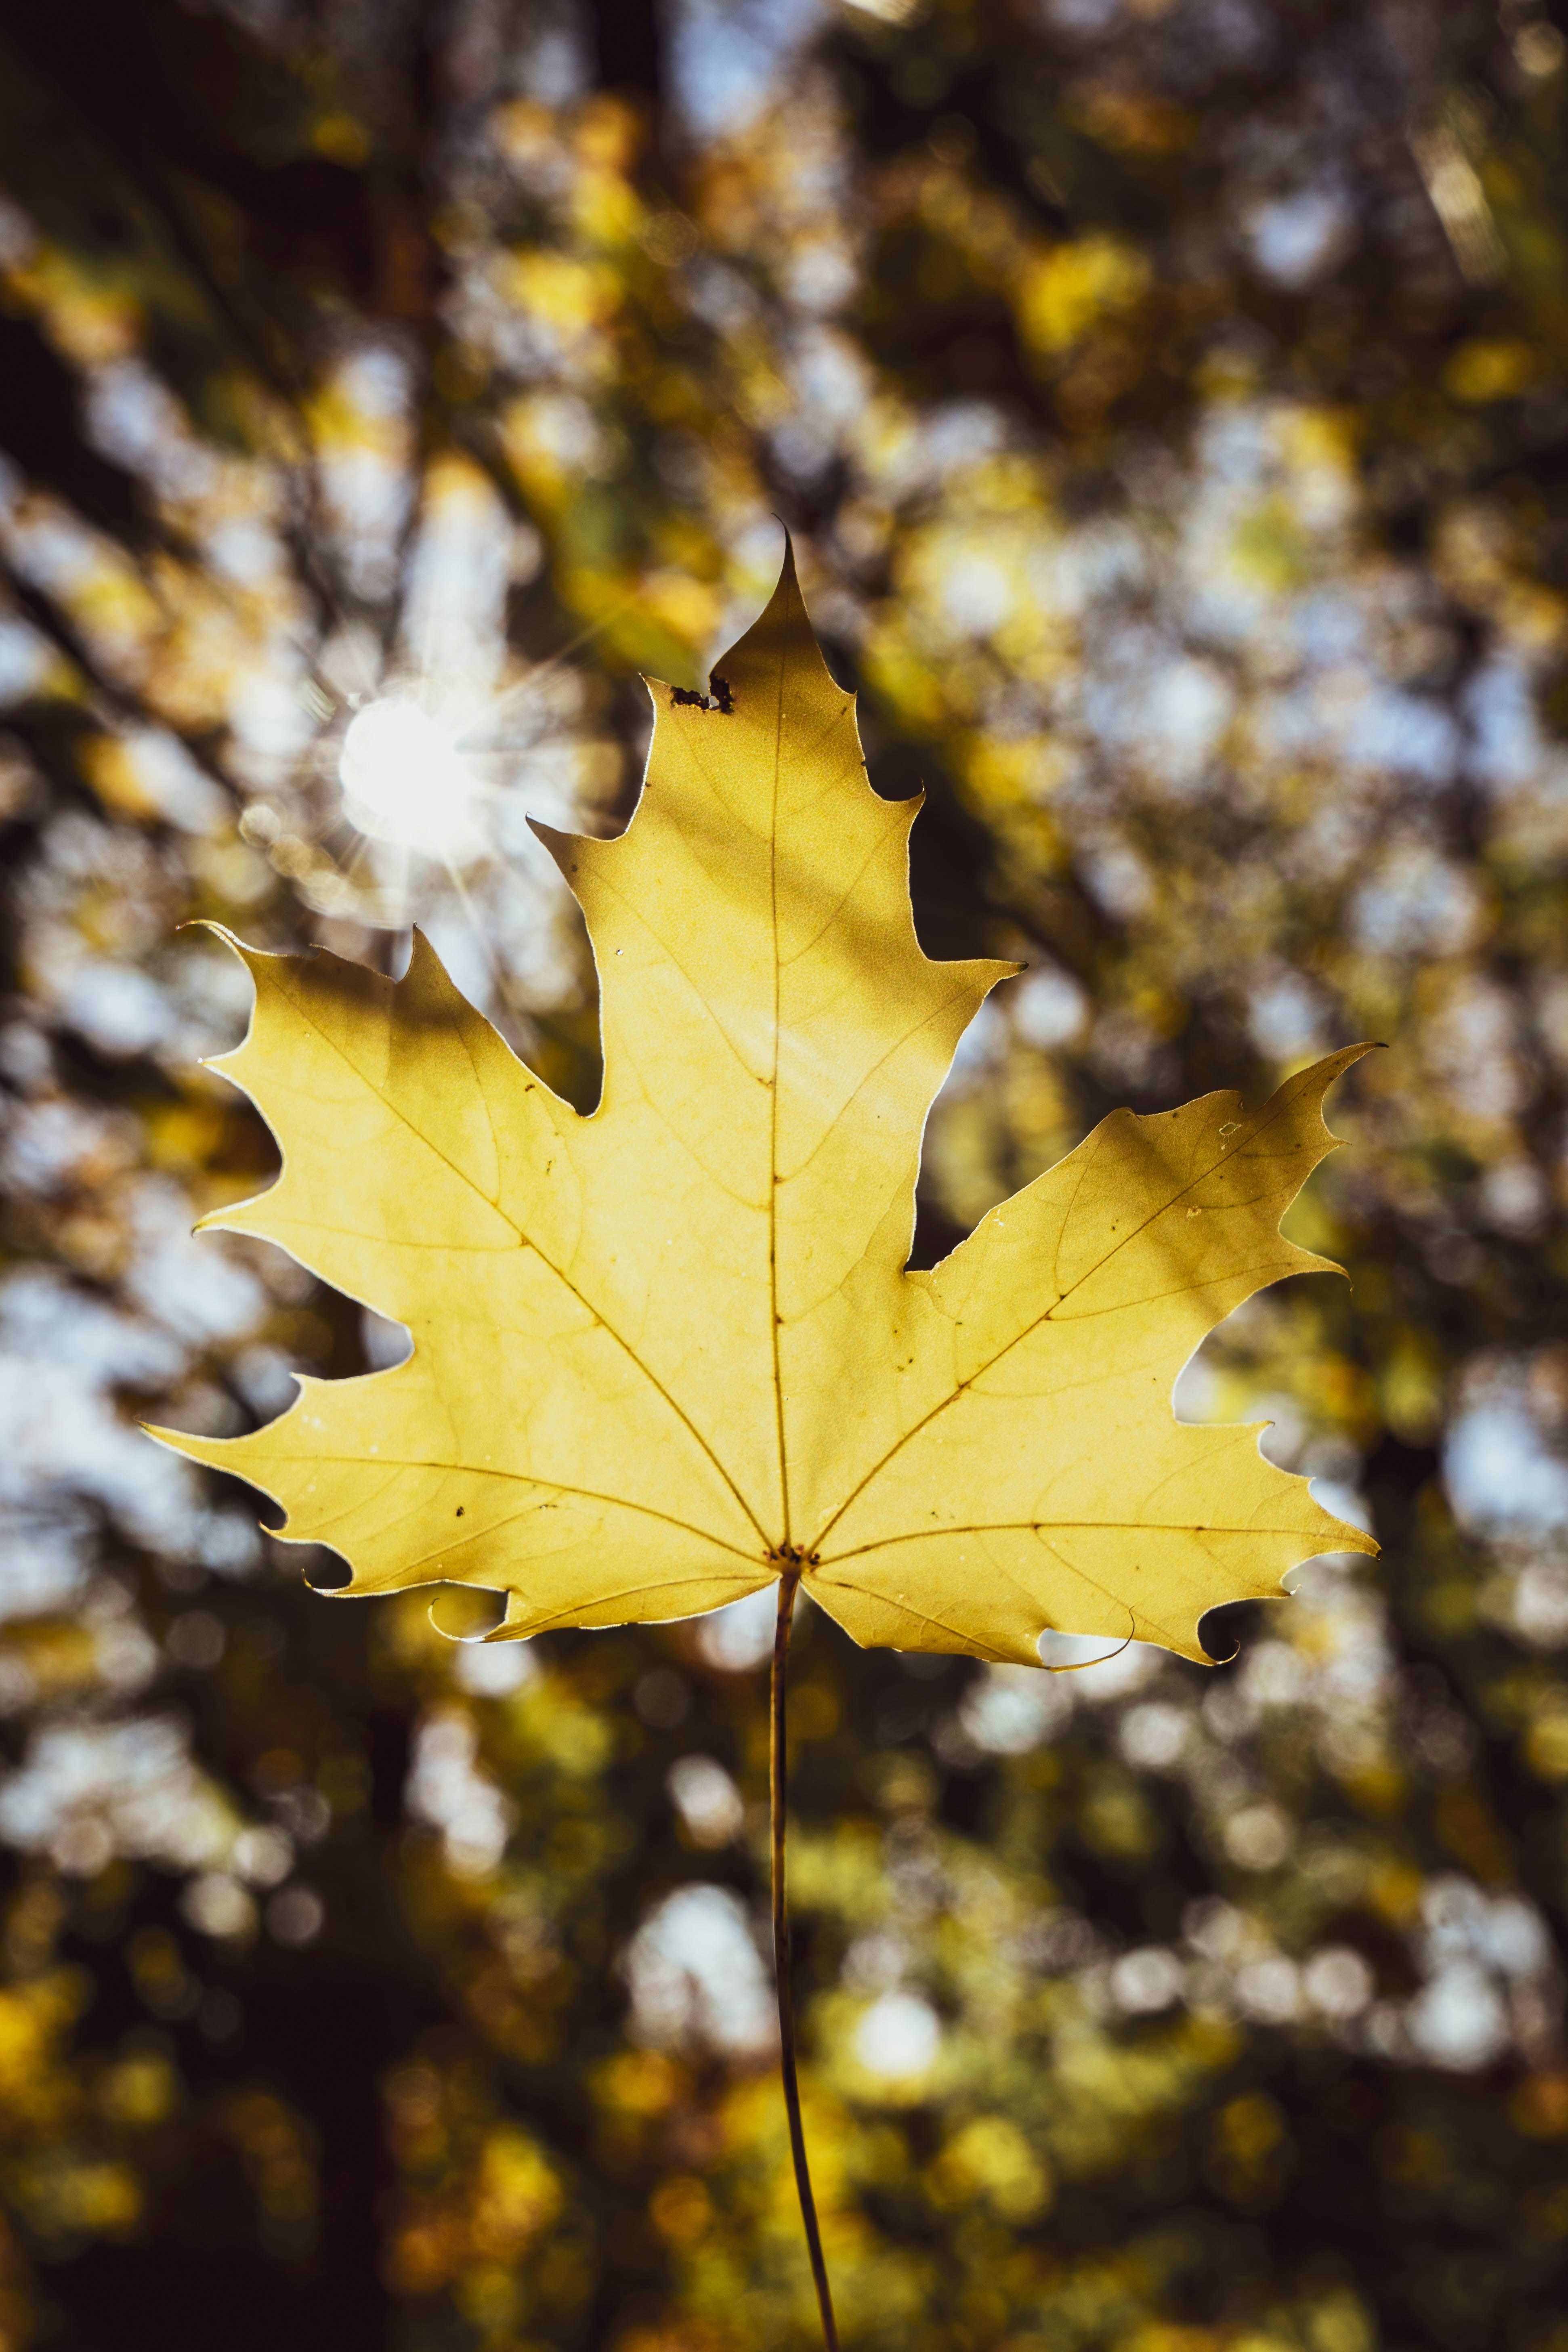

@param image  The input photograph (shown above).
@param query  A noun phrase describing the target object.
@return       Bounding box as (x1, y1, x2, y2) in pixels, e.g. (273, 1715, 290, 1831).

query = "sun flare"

(338, 697, 486, 862)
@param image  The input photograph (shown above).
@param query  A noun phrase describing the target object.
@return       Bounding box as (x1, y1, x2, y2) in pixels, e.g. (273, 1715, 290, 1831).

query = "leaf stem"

(771, 1567, 840, 2352)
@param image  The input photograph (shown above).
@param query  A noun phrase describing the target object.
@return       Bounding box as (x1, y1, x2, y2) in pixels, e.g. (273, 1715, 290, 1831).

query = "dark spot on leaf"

(670, 679, 735, 713)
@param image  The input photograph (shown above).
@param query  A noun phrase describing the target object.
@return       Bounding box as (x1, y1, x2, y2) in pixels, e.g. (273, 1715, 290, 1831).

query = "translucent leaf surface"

(151, 553, 1375, 1664)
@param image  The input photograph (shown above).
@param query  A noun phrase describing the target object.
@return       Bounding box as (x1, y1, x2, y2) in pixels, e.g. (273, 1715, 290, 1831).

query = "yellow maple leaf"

(150, 548, 1375, 2346)
(153, 550, 1373, 1665)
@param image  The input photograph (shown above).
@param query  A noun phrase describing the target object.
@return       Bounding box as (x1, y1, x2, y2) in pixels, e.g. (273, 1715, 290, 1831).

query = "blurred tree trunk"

(588, 0, 664, 104)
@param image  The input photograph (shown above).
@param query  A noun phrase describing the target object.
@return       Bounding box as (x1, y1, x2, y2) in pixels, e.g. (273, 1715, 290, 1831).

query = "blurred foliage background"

(2, 1, 1568, 2347)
